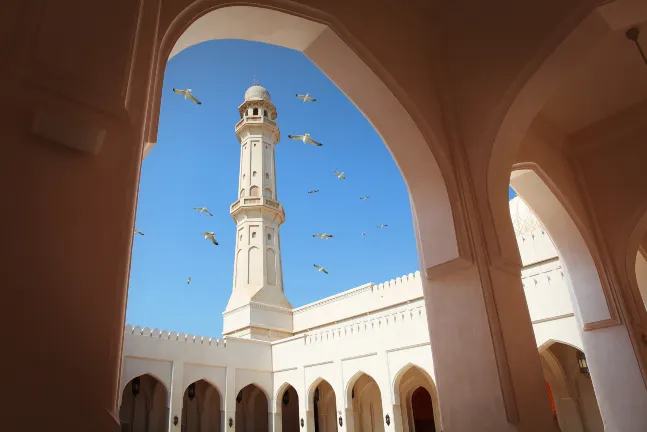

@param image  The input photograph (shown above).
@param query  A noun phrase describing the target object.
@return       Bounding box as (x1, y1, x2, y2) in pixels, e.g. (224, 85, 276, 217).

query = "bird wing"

(205, 209, 213, 216)
(307, 96, 317, 102)
(288, 134, 304, 140)
(306, 137, 323, 146)
(296, 94, 306, 100)
(314, 264, 321, 270)
(187, 93, 202, 105)
(194, 207, 202, 211)
(334, 170, 341, 175)
(313, 234, 321, 238)
(322, 268, 328, 274)
(173, 88, 186, 95)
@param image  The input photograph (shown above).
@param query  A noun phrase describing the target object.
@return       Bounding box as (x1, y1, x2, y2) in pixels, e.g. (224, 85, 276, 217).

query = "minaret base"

(222, 301, 293, 342)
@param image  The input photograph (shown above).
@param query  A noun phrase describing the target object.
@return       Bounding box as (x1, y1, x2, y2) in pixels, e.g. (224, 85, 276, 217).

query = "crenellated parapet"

(124, 324, 226, 347)
(371, 271, 421, 295)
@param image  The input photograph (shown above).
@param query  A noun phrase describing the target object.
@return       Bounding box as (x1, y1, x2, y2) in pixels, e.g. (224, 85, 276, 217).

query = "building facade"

(119, 87, 603, 432)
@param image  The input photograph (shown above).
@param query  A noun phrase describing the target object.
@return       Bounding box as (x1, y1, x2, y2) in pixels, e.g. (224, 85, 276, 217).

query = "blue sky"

(127, 40, 516, 337)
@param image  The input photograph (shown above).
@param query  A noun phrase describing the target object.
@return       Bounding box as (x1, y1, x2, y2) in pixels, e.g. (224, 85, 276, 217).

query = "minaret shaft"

(222, 86, 293, 341)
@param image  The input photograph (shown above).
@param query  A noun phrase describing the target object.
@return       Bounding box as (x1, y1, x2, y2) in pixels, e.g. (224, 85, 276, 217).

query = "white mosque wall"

(120, 195, 585, 431)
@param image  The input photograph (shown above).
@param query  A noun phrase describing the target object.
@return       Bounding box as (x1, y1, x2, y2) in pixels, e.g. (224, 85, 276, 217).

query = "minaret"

(222, 85, 293, 341)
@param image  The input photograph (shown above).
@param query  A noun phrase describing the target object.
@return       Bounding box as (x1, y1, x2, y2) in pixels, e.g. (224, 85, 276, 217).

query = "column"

(168, 361, 185, 431)
(225, 367, 237, 432)
(414, 201, 558, 431)
(336, 360, 353, 432)
(376, 351, 399, 432)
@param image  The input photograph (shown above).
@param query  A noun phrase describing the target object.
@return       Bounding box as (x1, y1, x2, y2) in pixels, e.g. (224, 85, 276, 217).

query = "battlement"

(124, 324, 226, 347)
(371, 271, 421, 294)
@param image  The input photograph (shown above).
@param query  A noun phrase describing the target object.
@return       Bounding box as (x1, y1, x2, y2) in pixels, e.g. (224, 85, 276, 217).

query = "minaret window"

(264, 110, 268, 117)
(252, 232, 257, 239)
(253, 108, 259, 115)
(240, 189, 245, 198)
(265, 173, 269, 179)
(264, 188, 272, 199)
(250, 186, 259, 197)
(253, 171, 257, 177)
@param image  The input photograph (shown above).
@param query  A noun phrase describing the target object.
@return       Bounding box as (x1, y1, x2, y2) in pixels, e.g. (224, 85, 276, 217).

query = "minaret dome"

(244, 85, 271, 102)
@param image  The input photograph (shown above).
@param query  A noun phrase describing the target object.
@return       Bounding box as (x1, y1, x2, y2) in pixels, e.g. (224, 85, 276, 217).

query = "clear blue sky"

(127, 40, 516, 337)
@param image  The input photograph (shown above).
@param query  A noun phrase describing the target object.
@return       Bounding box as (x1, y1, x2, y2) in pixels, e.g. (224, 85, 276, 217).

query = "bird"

(308, 190, 319, 195)
(287, 133, 323, 147)
(334, 170, 345, 179)
(134, 229, 144, 236)
(313, 233, 333, 240)
(360, 196, 370, 200)
(187, 277, 192, 285)
(172, 88, 202, 105)
(194, 207, 213, 216)
(362, 232, 366, 236)
(377, 224, 388, 229)
(314, 264, 328, 274)
(202, 232, 219, 245)
(296, 93, 316, 103)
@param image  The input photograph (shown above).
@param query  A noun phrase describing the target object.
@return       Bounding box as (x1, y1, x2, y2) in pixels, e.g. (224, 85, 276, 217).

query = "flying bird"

(360, 196, 370, 200)
(362, 232, 366, 236)
(202, 232, 219, 245)
(313, 233, 333, 240)
(194, 207, 213, 216)
(377, 224, 388, 229)
(334, 170, 345, 179)
(287, 133, 323, 147)
(187, 277, 192, 285)
(308, 190, 319, 195)
(314, 264, 328, 274)
(134, 229, 144, 236)
(172, 88, 202, 105)
(296, 93, 316, 103)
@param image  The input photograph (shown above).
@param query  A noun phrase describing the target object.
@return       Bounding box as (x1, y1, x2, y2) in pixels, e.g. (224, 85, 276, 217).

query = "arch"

(392, 362, 435, 395)
(393, 364, 441, 432)
(236, 383, 270, 432)
(236, 381, 272, 402)
(348, 372, 384, 432)
(624, 206, 647, 322)
(277, 384, 299, 432)
(120, 371, 170, 396)
(184, 377, 225, 410)
(250, 185, 259, 197)
(145, 4, 462, 274)
(486, 6, 610, 263)
(120, 374, 168, 432)
(538, 338, 584, 355)
(182, 379, 223, 432)
(510, 166, 618, 328)
(308, 379, 338, 432)
(274, 382, 300, 413)
(345, 371, 378, 407)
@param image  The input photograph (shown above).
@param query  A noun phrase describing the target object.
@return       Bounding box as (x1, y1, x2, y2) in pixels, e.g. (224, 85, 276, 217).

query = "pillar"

(376, 351, 399, 432)
(225, 367, 237, 432)
(168, 362, 185, 431)
(414, 195, 558, 431)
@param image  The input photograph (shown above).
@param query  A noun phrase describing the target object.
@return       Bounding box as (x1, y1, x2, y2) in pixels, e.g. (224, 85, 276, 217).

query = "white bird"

(334, 170, 345, 179)
(314, 264, 328, 274)
(308, 190, 319, 195)
(362, 232, 366, 236)
(296, 93, 316, 103)
(377, 224, 388, 229)
(187, 277, 192, 285)
(360, 196, 370, 200)
(134, 229, 144, 236)
(313, 233, 333, 240)
(172, 88, 202, 105)
(194, 207, 213, 216)
(287, 133, 323, 147)
(202, 232, 219, 245)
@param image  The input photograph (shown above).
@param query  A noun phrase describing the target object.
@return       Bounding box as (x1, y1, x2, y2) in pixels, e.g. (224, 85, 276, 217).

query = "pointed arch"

(345, 370, 378, 407)
(184, 377, 225, 410)
(275, 382, 300, 413)
(392, 362, 435, 393)
(120, 371, 170, 395)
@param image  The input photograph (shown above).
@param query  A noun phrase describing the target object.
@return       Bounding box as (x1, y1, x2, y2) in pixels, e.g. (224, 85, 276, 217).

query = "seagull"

(296, 93, 316, 103)
(360, 196, 370, 200)
(377, 224, 388, 229)
(334, 170, 345, 179)
(202, 232, 219, 245)
(194, 207, 213, 216)
(287, 133, 323, 147)
(172, 88, 202, 105)
(187, 277, 192, 285)
(313, 233, 333, 240)
(134, 229, 144, 236)
(308, 190, 319, 195)
(314, 264, 328, 274)
(362, 232, 366, 236)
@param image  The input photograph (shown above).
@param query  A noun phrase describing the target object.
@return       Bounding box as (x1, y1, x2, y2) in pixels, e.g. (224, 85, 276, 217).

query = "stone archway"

(236, 384, 269, 432)
(348, 373, 384, 432)
(392, 365, 440, 432)
(309, 379, 338, 432)
(277, 384, 299, 432)
(119, 374, 168, 432)
(182, 379, 222, 432)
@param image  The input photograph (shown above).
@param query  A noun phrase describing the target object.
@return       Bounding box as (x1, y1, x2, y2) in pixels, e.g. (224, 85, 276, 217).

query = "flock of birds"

(134, 87, 389, 283)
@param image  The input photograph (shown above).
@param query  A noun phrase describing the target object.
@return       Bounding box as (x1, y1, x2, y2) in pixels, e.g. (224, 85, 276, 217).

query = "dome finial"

(253, 74, 258, 86)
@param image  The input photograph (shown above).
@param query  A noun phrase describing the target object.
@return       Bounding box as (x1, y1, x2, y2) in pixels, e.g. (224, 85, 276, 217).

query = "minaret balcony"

(230, 196, 285, 222)
(235, 115, 278, 132)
